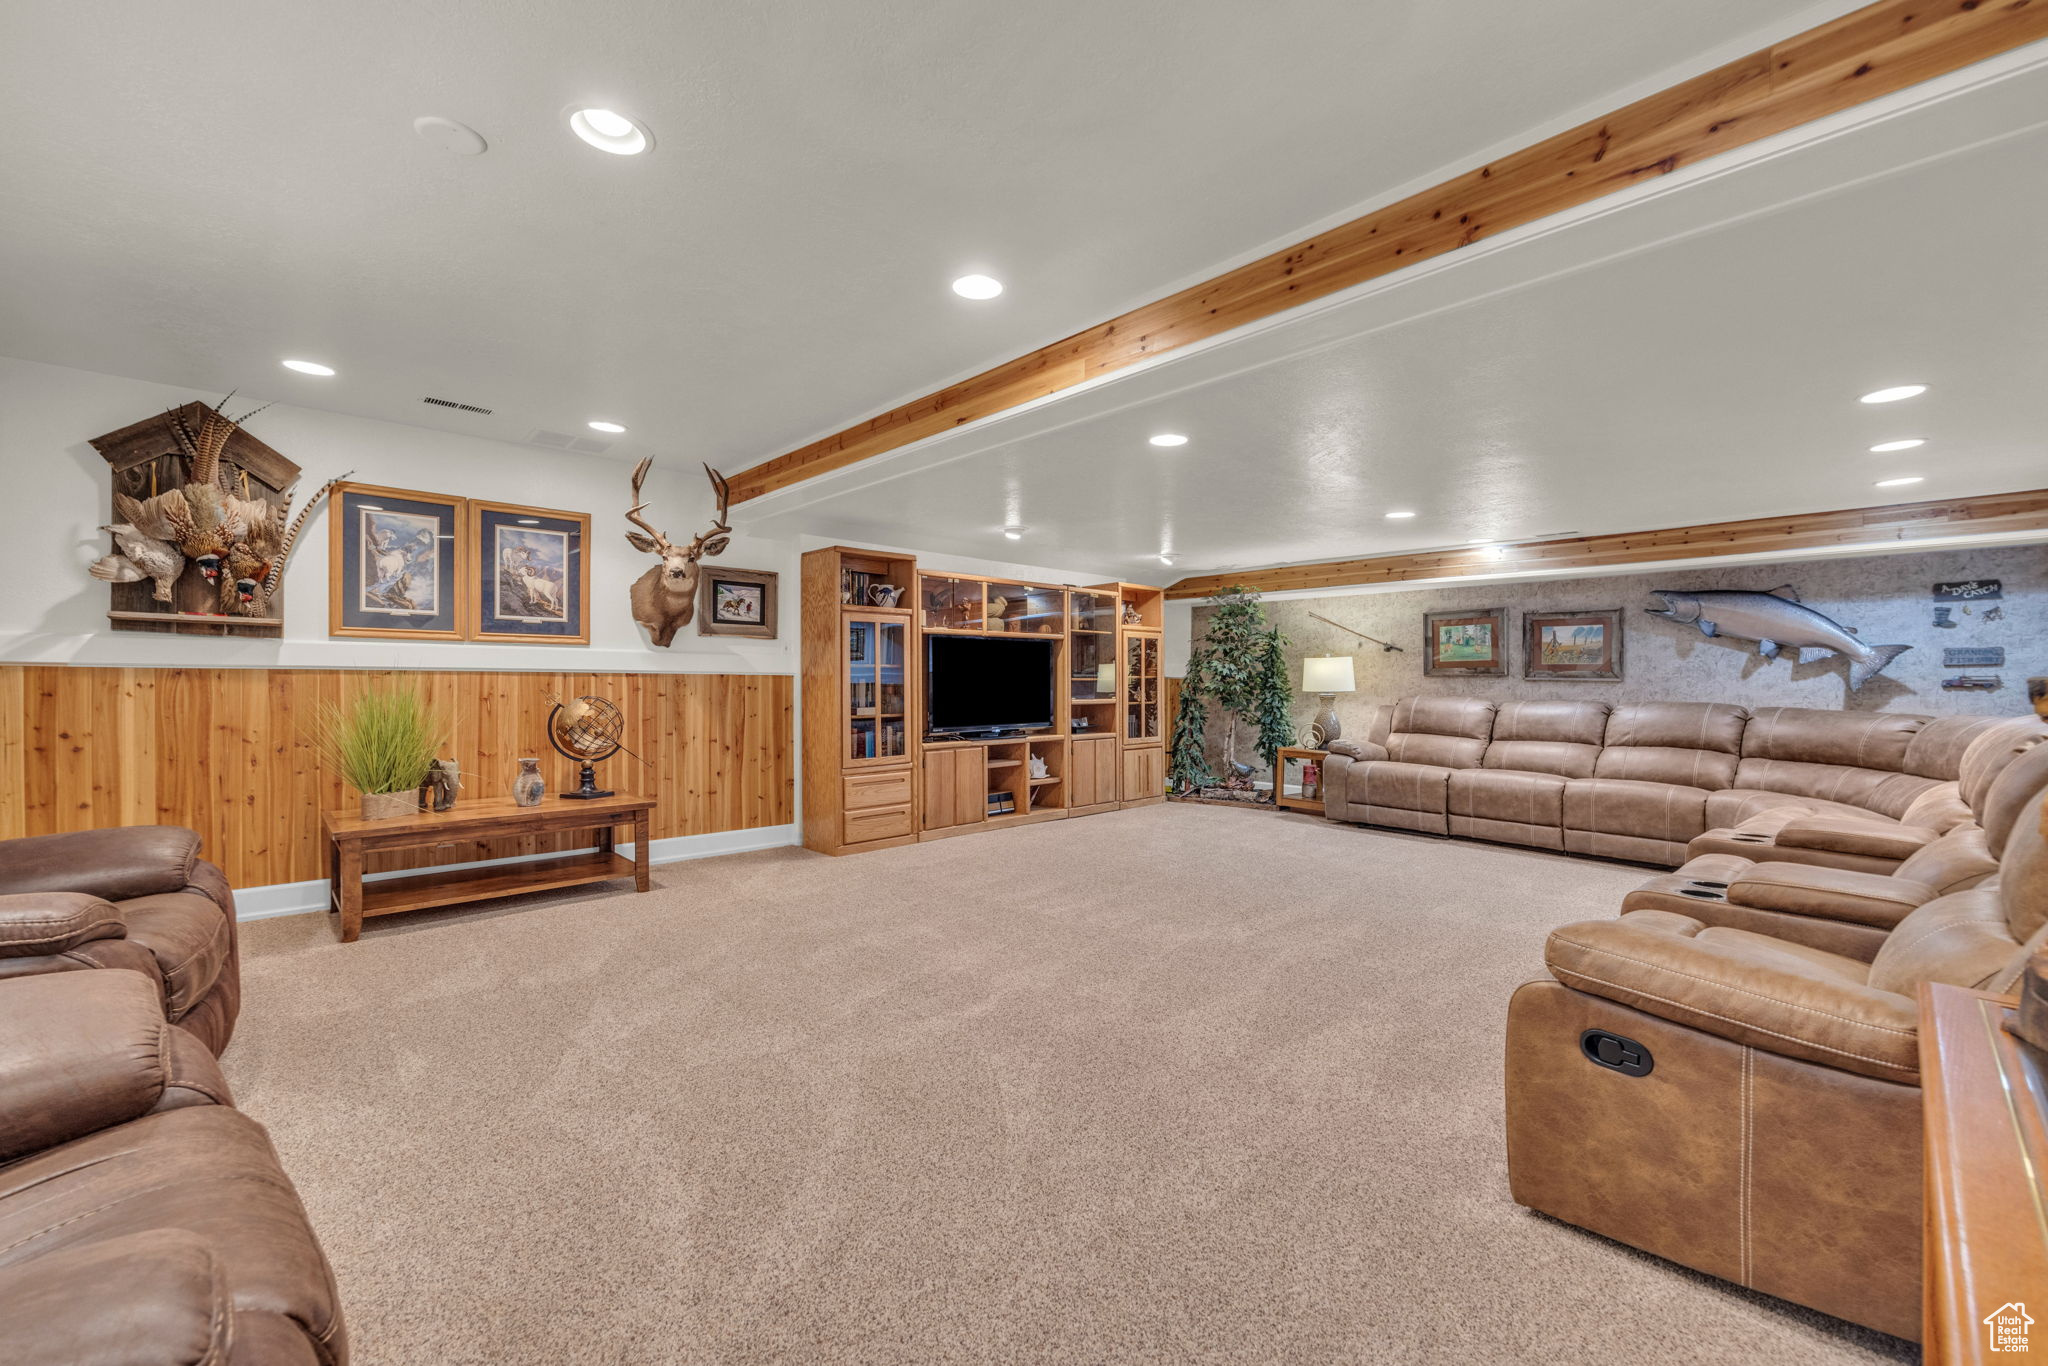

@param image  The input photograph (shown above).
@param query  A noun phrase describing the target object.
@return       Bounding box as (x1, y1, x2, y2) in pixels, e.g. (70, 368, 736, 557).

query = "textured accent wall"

(1188, 544, 2044, 755)
(0, 666, 793, 888)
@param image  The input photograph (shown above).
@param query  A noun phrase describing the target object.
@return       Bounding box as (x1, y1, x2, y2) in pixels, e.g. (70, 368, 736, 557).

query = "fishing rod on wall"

(1308, 611, 1404, 652)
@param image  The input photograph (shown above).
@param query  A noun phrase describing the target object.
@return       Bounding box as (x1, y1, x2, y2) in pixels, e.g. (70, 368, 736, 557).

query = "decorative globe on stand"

(548, 695, 627, 799)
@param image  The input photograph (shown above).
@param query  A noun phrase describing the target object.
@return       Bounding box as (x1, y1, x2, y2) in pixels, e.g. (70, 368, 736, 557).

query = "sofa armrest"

(0, 892, 125, 958)
(0, 826, 202, 901)
(1543, 910, 1919, 1082)
(0, 972, 230, 1163)
(0, 1230, 231, 1366)
(1727, 863, 1935, 930)
(1774, 815, 1937, 861)
(1324, 739, 1386, 762)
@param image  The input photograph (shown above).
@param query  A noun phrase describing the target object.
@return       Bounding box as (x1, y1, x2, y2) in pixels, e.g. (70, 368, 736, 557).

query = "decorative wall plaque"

(1942, 647, 2005, 668)
(1932, 580, 2002, 601)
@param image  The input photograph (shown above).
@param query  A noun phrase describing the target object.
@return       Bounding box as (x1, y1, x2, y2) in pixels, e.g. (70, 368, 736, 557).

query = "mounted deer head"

(626, 458, 732, 647)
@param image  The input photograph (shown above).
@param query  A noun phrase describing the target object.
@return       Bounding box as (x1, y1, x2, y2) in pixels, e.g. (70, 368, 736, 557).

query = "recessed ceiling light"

(1148, 433, 1188, 448)
(1859, 384, 1927, 404)
(1003, 527, 1024, 540)
(568, 107, 651, 156)
(281, 359, 335, 376)
(952, 274, 1003, 300)
(1467, 538, 1496, 545)
(1385, 510, 1417, 520)
(1874, 476, 1925, 488)
(1158, 554, 1175, 566)
(1868, 438, 1925, 452)
(588, 420, 626, 434)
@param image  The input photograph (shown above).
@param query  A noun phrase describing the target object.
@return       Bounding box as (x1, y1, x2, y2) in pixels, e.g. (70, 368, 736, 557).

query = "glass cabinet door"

(919, 575, 985, 631)
(1070, 591, 1116, 633)
(846, 615, 908, 763)
(1125, 634, 1160, 741)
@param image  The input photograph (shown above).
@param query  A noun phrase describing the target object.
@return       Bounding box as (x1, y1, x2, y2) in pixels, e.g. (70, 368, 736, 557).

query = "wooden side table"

(1918, 982, 2048, 1361)
(1274, 747, 1329, 813)
(322, 794, 654, 942)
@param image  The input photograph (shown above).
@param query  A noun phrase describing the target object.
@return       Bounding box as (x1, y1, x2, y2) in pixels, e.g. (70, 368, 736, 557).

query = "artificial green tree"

(1166, 586, 1295, 793)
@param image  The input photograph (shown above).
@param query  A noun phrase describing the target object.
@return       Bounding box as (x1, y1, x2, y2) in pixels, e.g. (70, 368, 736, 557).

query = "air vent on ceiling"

(528, 429, 614, 455)
(423, 396, 494, 415)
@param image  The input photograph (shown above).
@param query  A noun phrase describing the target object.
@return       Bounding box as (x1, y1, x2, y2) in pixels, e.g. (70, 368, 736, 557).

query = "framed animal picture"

(697, 567, 779, 639)
(328, 483, 467, 640)
(468, 501, 590, 644)
(1422, 607, 1508, 677)
(1523, 608, 1624, 681)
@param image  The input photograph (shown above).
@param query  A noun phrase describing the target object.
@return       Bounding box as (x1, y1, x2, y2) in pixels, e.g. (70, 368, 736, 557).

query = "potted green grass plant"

(315, 684, 449, 820)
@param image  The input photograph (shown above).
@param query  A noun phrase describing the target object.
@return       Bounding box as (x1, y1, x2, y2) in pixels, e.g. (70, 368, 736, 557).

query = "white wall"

(0, 355, 1098, 673)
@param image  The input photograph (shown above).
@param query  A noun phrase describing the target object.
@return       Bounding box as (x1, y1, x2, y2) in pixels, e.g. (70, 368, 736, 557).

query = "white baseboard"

(233, 823, 801, 922)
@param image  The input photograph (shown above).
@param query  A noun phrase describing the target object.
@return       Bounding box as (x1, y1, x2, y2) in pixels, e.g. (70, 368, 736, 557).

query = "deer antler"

(681, 464, 732, 558)
(624, 456, 674, 555)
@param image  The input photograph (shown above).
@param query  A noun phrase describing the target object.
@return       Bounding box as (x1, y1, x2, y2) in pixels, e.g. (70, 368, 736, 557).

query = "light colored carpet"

(231, 804, 1914, 1365)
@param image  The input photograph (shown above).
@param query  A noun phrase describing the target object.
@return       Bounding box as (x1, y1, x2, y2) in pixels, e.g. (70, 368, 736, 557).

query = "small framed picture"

(698, 567, 779, 639)
(1524, 609, 1624, 681)
(329, 483, 467, 640)
(469, 501, 590, 644)
(1423, 607, 1508, 677)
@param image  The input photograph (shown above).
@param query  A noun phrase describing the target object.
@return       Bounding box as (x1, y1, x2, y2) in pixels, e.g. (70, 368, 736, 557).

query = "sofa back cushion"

(1740, 707, 1925, 769)
(1729, 760, 1936, 821)
(1384, 697, 1496, 769)
(1484, 700, 1609, 779)
(1867, 886, 2024, 996)
(1905, 715, 1999, 780)
(1895, 825, 1998, 896)
(1593, 702, 1746, 790)
(1899, 781, 1972, 833)
(1958, 717, 2048, 816)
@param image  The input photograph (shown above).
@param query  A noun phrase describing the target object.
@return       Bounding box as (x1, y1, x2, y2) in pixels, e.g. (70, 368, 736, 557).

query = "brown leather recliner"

(0, 971, 347, 1364)
(1504, 770, 2048, 1341)
(1686, 713, 2004, 874)
(1321, 697, 1498, 834)
(1617, 720, 2048, 959)
(0, 826, 240, 1053)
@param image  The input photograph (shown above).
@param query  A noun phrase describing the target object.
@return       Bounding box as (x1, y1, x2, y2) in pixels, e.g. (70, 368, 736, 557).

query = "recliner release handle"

(1580, 1028, 1654, 1077)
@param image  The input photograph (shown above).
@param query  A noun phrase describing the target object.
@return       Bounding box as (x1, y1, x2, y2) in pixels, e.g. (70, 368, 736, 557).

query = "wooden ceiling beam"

(726, 0, 2048, 504)
(1161, 489, 2048, 599)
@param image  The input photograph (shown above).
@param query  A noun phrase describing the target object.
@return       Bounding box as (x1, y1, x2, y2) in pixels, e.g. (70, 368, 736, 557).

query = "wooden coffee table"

(322, 794, 654, 941)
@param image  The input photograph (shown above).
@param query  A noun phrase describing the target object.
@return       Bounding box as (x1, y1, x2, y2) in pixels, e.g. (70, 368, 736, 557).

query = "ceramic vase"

(512, 758, 545, 807)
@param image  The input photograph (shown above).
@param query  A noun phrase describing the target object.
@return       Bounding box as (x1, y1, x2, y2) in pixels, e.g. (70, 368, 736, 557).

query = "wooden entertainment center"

(800, 545, 1165, 856)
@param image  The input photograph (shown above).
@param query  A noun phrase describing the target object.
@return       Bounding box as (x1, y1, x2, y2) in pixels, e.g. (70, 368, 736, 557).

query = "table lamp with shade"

(1302, 655, 1356, 747)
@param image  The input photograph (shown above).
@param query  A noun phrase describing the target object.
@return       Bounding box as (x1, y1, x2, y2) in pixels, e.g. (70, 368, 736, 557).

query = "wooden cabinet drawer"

(843, 803, 913, 844)
(843, 770, 912, 811)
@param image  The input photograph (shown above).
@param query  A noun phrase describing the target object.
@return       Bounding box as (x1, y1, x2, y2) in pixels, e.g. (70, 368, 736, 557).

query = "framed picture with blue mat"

(469, 500, 590, 644)
(328, 483, 467, 640)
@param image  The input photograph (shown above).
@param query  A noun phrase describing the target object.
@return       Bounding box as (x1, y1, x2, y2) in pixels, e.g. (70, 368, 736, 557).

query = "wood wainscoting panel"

(0, 666, 794, 889)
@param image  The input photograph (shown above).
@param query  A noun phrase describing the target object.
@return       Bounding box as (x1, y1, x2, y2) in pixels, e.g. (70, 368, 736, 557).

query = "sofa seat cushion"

(0, 1107, 346, 1363)
(116, 892, 232, 1021)
(1346, 760, 1453, 815)
(1701, 790, 1866, 830)
(1564, 778, 1712, 844)
(1543, 909, 1918, 1082)
(1448, 768, 1566, 824)
(1727, 863, 1933, 930)
(1731, 758, 1936, 821)
(1620, 856, 1896, 961)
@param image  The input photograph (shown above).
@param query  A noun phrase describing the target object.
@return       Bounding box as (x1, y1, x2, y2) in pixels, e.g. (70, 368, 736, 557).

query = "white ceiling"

(0, 0, 1858, 474)
(742, 49, 2048, 580)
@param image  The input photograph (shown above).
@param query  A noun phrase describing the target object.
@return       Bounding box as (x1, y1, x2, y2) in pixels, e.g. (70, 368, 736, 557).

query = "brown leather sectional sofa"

(1506, 716, 2048, 1342)
(1322, 696, 1996, 867)
(0, 827, 346, 1364)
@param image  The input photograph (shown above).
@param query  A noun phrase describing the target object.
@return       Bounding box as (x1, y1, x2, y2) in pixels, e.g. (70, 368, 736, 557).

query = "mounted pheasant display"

(625, 458, 732, 647)
(87, 393, 341, 638)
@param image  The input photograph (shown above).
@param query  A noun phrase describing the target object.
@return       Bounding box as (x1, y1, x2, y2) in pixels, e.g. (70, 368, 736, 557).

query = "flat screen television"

(926, 635, 1056, 735)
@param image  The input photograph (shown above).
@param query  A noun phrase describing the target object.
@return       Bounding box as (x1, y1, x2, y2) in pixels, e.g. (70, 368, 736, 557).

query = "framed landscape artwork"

(1524, 608, 1624, 681)
(1422, 607, 1508, 677)
(468, 501, 590, 644)
(328, 483, 467, 640)
(697, 566, 779, 639)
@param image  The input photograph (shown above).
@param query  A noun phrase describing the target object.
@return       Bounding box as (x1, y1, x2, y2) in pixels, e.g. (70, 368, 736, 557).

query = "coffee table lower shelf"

(358, 851, 638, 919)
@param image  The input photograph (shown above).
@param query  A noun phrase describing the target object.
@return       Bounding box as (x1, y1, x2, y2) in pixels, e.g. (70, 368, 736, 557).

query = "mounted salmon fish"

(1644, 586, 1909, 691)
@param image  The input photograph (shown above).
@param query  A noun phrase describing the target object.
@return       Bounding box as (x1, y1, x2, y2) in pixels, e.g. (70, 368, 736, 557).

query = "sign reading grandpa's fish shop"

(1943, 647, 2005, 668)
(1932, 580, 2001, 601)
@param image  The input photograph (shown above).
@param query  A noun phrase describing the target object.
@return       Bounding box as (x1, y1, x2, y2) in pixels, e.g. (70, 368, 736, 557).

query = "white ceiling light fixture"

(1467, 538, 1496, 545)
(1868, 438, 1925, 452)
(568, 107, 652, 156)
(1859, 384, 1927, 404)
(588, 420, 627, 434)
(1874, 476, 1925, 488)
(952, 274, 1003, 300)
(1158, 553, 1175, 566)
(281, 358, 335, 376)
(1003, 526, 1025, 540)
(1385, 510, 1417, 520)
(1148, 433, 1189, 448)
